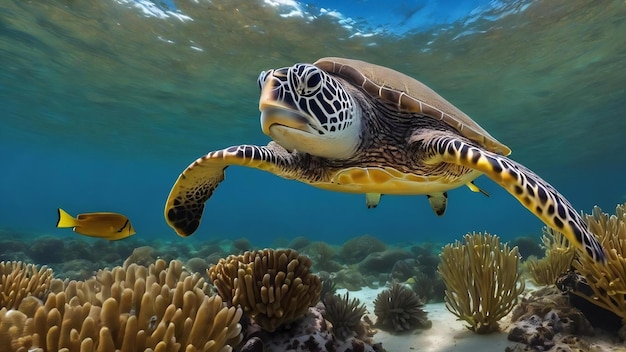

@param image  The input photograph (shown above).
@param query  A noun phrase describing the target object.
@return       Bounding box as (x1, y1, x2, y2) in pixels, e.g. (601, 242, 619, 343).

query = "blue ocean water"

(1, 0, 625, 248)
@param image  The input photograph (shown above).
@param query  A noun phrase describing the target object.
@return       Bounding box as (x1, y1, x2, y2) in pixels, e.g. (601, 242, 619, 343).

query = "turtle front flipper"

(165, 142, 300, 237)
(422, 134, 606, 263)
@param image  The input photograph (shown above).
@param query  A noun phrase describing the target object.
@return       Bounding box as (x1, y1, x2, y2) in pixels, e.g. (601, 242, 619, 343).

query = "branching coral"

(1, 259, 243, 352)
(208, 248, 321, 332)
(0, 261, 53, 310)
(571, 203, 626, 322)
(322, 292, 366, 340)
(525, 227, 576, 286)
(438, 232, 525, 334)
(373, 283, 430, 332)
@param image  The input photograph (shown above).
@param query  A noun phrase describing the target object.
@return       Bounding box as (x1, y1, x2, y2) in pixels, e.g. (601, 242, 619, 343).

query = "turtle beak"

(259, 82, 318, 136)
(259, 105, 310, 136)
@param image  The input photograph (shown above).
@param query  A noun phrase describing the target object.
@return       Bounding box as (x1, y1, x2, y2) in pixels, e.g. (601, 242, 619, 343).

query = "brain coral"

(208, 248, 321, 332)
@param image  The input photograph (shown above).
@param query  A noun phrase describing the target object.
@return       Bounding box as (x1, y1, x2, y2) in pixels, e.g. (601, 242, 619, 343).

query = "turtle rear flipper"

(427, 192, 448, 216)
(365, 193, 382, 208)
(164, 142, 299, 237)
(421, 133, 606, 263)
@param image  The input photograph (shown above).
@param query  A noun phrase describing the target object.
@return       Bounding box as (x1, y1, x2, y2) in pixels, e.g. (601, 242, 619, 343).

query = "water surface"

(1, 0, 625, 246)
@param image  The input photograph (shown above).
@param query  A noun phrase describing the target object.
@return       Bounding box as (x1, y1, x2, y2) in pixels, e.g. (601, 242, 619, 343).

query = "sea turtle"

(164, 57, 606, 263)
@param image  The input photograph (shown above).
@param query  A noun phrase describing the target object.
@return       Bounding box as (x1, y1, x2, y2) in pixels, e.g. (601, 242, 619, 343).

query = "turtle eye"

(301, 69, 323, 96)
(290, 64, 323, 97)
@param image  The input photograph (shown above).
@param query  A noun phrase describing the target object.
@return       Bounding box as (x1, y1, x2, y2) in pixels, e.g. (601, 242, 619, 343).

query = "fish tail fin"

(56, 208, 78, 228)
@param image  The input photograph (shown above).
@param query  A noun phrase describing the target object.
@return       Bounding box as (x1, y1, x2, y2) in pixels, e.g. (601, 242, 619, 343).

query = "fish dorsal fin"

(76, 212, 121, 220)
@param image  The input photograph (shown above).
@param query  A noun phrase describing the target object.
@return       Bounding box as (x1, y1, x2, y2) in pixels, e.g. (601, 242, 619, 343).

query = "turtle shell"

(314, 57, 511, 156)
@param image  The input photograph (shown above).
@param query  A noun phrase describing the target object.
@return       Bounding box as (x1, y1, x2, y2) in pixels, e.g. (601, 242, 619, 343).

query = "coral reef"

(524, 227, 575, 286)
(287, 236, 311, 251)
(556, 270, 623, 332)
(358, 248, 412, 275)
(0, 240, 28, 262)
(438, 232, 525, 334)
(186, 257, 210, 275)
(0, 261, 53, 310)
(237, 302, 384, 352)
(373, 283, 431, 333)
(233, 238, 253, 253)
(123, 245, 157, 267)
(333, 268, 367, 291)
(195, 240, 227, 261)
(29, 236, 66, 263)
(208, 248, 321, 332)
(389, 258, 420, 282)
(508, 286, 594, 351)
(319, 274, 338, 301)
(390, 258, 446, 303)
(303, 242, 343, 272)
(510, 235, 544, 260)
(505, 335, 595, 352)
(406, 272, 437, 304)
(408, 243, 440, 276)
(0, 259, 243, 352)
(570, 202, 626, 324)
(339, 235, 386, 265)
(63, 239, 95, 261)
(322, 292, 367, 340)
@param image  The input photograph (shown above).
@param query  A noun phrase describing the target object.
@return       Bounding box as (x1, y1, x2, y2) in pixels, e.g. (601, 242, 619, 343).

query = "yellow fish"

(56, 208, 136, 240)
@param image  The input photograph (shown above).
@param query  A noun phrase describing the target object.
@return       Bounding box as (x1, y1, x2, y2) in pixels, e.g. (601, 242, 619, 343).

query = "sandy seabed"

(342, 287, 626, 352)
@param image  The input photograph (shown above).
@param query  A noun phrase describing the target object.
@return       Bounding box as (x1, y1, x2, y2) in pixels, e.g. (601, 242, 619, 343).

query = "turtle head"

(258, 63, 361, 159)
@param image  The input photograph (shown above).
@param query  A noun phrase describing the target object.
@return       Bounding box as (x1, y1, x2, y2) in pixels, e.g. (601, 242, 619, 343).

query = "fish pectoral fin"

(56, 208, 78, 228)
(164, 142, 300, 237)
(424, 133, 606, 263)
(466, 181, 490, 197)
(365, 193, 382, 208)
(427, 192, 447, 216)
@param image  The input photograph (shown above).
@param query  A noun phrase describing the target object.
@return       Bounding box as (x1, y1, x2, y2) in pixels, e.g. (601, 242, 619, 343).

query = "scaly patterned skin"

(164, 59, 606, 263)
(164, 142, 305, 236)
(420, 131, 606, 262)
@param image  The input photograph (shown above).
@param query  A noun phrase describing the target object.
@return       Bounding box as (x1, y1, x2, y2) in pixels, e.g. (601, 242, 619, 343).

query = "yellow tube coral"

(438, 232, 525, 334)
(0, 261, 53, 310)
(572, 203, 626, 322)
(525, 227, 576, 286)
(1, 259, 243, 352)
(208, 248, 322, 332)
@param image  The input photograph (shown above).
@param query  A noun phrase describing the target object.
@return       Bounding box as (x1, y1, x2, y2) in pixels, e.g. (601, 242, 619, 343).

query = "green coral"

(438, 232, 525, 334)
(339, 235, 386, 264)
